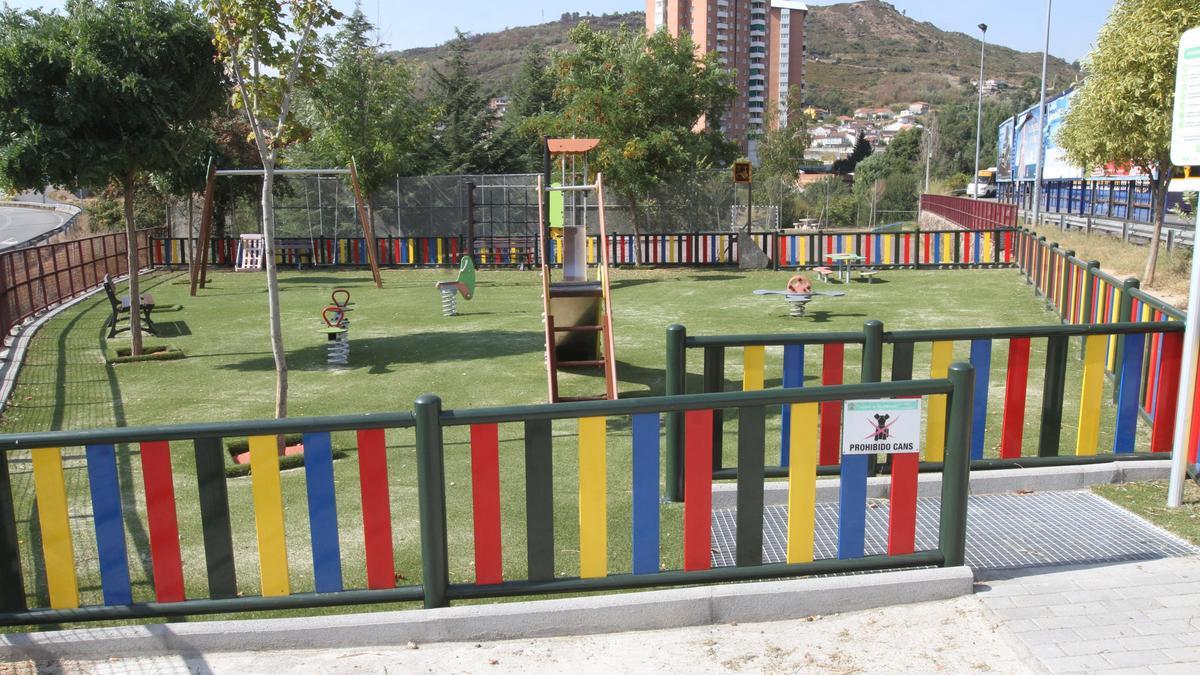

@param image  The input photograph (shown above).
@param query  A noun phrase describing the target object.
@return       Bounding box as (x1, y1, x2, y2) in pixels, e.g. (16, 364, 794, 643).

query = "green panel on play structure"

(550, 181, 564, 228)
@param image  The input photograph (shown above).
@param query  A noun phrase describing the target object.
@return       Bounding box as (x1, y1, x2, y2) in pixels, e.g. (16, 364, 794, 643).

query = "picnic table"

(826, 253, 866, 283)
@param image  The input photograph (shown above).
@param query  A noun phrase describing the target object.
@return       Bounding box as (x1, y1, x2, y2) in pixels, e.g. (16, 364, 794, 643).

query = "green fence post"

(665, 324, 686, 502)
(862, 320, 884, 476)
(1038, 336, 1069, 457)
(1079, 260, 1100, 354)
(0, 450, 26, 611)
(703, 345, 726, 473)
(1045, 243, 1059, 311)
(1112, 277, 1140, 403)
(940, 361, 975, 568)
(414, 394, 450, 609)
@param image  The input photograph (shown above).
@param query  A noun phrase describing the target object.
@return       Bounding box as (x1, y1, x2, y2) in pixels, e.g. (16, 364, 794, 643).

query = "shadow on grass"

(686, 274, 744, 282)
(152, 321, 192, 337)
(217, 330, 543, 375)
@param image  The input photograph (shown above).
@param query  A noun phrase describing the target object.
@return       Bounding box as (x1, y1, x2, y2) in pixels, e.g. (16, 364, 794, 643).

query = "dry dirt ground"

(2, 595, 1039, 674)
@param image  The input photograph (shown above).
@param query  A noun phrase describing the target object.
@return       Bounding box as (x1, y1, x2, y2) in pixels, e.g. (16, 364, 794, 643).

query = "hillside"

(396, 1, 1080, 108)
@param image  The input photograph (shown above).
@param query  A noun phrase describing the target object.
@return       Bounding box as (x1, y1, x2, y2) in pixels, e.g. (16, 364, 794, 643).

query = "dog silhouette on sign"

(872, 414, 891, 441)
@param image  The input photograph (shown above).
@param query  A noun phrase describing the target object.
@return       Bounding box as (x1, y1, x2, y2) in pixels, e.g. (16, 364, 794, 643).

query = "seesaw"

(752, 289, 846, 318)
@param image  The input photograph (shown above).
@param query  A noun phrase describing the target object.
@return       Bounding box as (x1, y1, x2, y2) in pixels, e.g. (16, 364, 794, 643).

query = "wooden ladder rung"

(558, 359, 606, 368)
(553, 325, 603, 333)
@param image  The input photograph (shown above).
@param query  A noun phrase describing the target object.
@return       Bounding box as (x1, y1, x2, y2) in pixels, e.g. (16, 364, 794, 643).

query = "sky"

(2, 0, 1115, 63)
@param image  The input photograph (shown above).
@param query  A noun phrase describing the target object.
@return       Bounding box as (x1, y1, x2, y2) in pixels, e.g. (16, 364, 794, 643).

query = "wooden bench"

(103, 275, 157, 338)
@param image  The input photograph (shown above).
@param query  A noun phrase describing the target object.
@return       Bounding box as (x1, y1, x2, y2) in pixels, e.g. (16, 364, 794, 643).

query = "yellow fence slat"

(786, 403, 819, 564)
(31, 447, 79, 609)
(249, 435, 290, 596)
(578, 417, 607, 578)
(925, 341, 954, 462)
(743, 346, 765, 391)
(1076, 335, 1107, 456)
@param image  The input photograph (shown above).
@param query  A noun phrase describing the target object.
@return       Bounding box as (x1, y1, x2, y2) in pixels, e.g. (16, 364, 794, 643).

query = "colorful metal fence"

(152, 229, 1018, 270)
(0, 373, 975, 625)
(920, 195, 1018, 231)
(663, 319, 1187, 500)
(774, 229, 1014, 268)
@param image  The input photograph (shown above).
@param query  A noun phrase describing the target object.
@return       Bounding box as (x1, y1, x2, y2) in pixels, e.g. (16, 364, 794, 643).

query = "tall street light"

(1032, 1, 1053, 227)
(972, 23, 988, 200)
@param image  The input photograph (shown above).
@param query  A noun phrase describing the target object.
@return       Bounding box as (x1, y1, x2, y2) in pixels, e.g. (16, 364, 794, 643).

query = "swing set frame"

(188, 158, 383, 296)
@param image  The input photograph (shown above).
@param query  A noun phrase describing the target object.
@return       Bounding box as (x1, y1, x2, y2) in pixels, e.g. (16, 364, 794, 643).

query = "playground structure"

(537, 139, 618, 402)
(189, 160, 383, 296)
(320, 288, 353, 366)
(435, 257, 477, 317)
(752, 289, 846, 318)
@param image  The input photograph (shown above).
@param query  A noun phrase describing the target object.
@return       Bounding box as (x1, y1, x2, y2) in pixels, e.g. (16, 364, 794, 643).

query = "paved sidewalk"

(977, 556, 1200, 674)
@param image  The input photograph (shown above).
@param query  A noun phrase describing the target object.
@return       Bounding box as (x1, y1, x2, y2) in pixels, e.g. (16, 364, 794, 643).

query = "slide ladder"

(537, 173, 618, 403)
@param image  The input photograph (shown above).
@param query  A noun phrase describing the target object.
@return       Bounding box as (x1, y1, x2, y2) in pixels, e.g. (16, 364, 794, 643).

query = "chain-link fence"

(163, 170, 789, 243)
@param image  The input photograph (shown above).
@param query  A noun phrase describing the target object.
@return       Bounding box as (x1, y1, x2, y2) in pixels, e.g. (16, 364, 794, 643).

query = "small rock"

(407, 641, 419, 650)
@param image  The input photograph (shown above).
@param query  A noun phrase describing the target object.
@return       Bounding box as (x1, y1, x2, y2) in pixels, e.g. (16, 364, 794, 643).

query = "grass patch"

(106, 344, 185, 364)
(1092, 480, 1200, 546)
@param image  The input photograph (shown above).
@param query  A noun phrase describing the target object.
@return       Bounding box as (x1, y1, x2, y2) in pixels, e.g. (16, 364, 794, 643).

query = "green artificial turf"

(0, 265, 1149, 624)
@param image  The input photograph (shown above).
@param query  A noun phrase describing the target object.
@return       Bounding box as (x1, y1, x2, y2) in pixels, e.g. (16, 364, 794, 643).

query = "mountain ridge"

(395, 0, 1080, 110)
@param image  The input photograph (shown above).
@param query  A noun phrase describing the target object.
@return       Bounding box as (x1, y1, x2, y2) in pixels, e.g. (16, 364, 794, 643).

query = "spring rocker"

(319, 288, 353, 366)
(754, 275, 844, 318)
(435, 256, 476, 316)
(537, 138, 618, 402)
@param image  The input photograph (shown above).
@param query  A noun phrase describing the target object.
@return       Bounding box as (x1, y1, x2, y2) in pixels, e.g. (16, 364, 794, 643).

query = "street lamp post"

(1032, 0, 1053, 227)
(972, 23, 988, 200)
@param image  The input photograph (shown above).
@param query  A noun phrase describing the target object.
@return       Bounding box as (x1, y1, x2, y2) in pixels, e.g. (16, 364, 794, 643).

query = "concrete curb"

(713, 460, 1173, 509)
(0, 566, 974, 659)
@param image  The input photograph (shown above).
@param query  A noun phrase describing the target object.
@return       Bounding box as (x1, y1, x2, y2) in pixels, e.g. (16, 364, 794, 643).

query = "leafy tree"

(0, 1, 225, 356)
(546, 23, 737, 263)
(1058, 0, 1197, 285)
(203, 0, 342, 419)
(754, 106, 812, 225)
(502, 43, 560, 172)
(833, 132, 873, 175)
(299, 7, 430, 213)
(429, 30, 499, 174)
(884, 127, 923, 171)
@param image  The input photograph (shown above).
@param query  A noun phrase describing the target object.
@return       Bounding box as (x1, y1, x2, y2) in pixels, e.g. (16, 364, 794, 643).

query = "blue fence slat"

(780, 344, 805, 467)
(631, 413, 661, 575)
(837, 453, 868, 559)
(302, 431, 343, 593)
(85, 444, 132, 606)
(969, 339, 992, 460)
(1113, 334, 1146, 454)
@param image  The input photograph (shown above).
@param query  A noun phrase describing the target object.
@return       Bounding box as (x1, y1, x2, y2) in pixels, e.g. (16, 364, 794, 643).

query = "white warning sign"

(842, 399, 922, 455)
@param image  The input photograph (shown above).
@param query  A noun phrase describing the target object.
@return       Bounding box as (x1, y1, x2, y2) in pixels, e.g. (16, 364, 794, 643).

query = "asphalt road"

(0, 203, 70, 250)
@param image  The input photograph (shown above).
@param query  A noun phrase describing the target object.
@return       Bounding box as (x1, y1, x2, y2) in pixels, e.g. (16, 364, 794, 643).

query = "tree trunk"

(1142, 176, 1169, 286)
(262, 163, 288, 419)
(121, 173, 143, 357)
(626, 192, 643, 266)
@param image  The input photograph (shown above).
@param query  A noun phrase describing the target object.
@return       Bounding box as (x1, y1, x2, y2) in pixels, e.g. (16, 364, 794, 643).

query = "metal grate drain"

(711, 490, 1200, 571)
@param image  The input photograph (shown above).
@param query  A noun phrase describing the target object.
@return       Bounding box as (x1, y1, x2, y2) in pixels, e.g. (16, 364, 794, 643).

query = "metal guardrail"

(1021, 208, 1195, 249)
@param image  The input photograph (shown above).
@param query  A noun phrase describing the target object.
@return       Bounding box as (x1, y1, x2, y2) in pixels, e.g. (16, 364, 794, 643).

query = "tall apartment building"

(646, 0, 807, 161)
